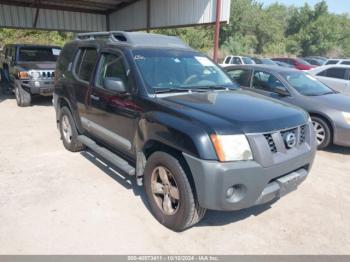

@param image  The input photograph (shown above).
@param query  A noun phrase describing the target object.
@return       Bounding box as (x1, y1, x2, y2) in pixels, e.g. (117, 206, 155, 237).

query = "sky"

(260, 0, 350, 15)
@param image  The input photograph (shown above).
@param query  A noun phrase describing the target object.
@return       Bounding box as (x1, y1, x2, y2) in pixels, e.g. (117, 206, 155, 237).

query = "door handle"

(90, 94, 100, 101)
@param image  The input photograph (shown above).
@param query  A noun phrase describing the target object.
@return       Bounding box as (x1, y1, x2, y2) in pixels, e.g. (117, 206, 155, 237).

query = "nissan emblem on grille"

(284, 132, 297, 149)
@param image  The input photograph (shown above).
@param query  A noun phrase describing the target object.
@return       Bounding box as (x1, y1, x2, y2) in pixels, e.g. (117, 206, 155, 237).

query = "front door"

(251, 70, 291, 100)
(84, 51, 140, 157)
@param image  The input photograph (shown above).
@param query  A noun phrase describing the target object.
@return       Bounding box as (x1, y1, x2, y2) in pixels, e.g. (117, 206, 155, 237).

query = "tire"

(311, 116, 332, 149)
(14, 80, 31, 107)
(59, 106, 85, 152)
(144, 151, 206, 232)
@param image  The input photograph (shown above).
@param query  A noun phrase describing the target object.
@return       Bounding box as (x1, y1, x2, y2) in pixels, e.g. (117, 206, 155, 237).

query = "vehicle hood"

(306, 93, 350, 112)
(160, 90, 307, 134)
(17, 62, 56, 71)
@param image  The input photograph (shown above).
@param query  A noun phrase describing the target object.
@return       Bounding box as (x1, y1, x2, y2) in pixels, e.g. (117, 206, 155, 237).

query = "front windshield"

(282, 72, 334, 96)
(133, 49, 237, 92)
(19, 47, 61, 62)
(243, 57, 255, 64)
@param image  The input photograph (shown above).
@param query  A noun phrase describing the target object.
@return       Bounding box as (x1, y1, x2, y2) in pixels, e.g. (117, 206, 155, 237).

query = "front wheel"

(144, 151, 206, 231)
(14, 80, 31, 107)
(311, 116, 332, 149)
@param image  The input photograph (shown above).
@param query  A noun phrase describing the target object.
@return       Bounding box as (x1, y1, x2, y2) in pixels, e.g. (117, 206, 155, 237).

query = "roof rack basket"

(75, 31, 128, 42)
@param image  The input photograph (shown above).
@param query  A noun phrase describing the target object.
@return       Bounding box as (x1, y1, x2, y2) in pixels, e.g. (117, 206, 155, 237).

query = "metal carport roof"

(0, 0, 231, 32)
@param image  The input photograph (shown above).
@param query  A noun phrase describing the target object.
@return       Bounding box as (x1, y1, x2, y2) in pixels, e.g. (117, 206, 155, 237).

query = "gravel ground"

(0, 95, 349, 254)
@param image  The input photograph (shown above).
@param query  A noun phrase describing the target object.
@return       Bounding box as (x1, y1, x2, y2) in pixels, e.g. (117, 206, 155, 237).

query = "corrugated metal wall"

(0, 0, 230, 32)
(109, 0, 231, 31)
(0, 4, 106, 31)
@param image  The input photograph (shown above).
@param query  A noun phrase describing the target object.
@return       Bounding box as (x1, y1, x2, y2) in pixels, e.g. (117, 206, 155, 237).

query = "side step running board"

(78, 135, 135, 176)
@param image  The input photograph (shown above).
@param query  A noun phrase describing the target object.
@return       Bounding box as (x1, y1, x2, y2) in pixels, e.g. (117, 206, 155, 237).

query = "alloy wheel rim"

(61, 115, 73, 144)
(312, 120, 326, 145)
(151, 166, 180, 216)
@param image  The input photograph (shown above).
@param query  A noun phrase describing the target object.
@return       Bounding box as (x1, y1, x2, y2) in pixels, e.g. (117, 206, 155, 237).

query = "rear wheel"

(311, 116, 331, 149)
(59, 106, 85, 152)
(144, 151, 206, 231)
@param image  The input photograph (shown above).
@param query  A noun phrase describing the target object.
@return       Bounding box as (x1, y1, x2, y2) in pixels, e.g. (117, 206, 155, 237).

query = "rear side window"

(226, 69, 251, 86)
(340, 61, 350, 65)
(318, 68, 346, 80)
(224, 56, 231, 64)
(74, 48, 98, 82)
(57, 43, 76, 72)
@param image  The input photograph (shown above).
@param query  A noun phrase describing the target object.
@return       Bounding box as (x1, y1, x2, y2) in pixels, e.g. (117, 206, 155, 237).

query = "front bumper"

(184, 151, 315, 211)
(333, 122, 350, 147)
(21, 79, 54, 96)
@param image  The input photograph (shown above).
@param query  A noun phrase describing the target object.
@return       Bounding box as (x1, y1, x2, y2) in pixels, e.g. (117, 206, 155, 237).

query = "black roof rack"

(75, 31, 192, 50)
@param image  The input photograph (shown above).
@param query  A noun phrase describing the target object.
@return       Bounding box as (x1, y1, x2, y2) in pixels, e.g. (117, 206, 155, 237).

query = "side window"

(325, 68, 346, 80)
(57, 43, 76, 72)
(226, 69, 250, 86)
(317, 69, 328, 77)
(74, 48, 98, 82)
(224, 56, 231, 64)
(10, 47, 16, 60)
(325, 60, 338, 65)
(95, 53, 127, 90)
(252, 71, 286, 93)
(341, 61, 350, 65)
(233, 57, 242, 64)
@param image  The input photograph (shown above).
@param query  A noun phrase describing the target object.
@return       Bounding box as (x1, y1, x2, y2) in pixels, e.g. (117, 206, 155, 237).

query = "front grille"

(41, 71, 54, 79)
(300, 125, 306, 144)
(263, 125, 308, 153)
(264, 134, 277, 153)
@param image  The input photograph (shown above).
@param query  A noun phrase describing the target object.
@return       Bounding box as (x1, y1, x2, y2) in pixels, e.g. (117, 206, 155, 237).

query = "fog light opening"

(226, 184, 246, 203)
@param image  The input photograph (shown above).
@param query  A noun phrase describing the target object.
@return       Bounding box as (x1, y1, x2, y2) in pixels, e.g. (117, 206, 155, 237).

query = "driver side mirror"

(274, 86, 290, 96)
(103, 77, 127, 93)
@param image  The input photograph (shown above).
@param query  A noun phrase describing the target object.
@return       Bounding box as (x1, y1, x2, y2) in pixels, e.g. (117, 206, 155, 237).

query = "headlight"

(18, 71, 29, 79)
(31, 71, 41, 79)
(342, 112, 350, 125)
(210, 134, 253, 162)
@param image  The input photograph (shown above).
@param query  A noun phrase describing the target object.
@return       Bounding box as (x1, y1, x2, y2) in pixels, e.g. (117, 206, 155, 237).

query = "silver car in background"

(224, 65, 350, 149)
(308, 65, 350, 95)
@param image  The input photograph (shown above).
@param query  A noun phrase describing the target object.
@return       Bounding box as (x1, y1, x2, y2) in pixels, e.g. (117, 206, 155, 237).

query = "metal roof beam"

(0, 0, 107, 14)
(106, 0, 139, 14)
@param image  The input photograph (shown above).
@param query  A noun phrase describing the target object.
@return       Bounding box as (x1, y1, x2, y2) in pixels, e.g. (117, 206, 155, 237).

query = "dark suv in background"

(0, 44, 61, 106)
(54, 31, 316, 231)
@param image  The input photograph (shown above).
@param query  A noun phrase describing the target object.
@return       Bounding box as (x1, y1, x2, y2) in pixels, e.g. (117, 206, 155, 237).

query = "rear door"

(315, 67, 349, 93)
(83, 49, 139, 156)
(72, 46, 99, 122)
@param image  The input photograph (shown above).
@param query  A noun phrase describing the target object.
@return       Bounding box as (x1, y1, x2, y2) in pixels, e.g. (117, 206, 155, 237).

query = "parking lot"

(0, 94, 349, 254)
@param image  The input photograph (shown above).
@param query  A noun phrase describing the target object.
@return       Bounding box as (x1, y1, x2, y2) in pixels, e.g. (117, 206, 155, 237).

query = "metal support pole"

(213, 0, 221, 62)
(33, 7, 40, 28)
(146, 0, 151, 33)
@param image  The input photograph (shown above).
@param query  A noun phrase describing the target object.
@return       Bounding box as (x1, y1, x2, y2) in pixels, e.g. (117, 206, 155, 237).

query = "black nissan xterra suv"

(0, 44, 61, 106)
(54, 32, 317, 231)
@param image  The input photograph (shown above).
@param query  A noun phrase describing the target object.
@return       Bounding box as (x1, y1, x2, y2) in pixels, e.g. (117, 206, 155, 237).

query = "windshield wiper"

(154, 88, 191, 94)
(320, 91, 335, 95)
(191, 85, 232, 91)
